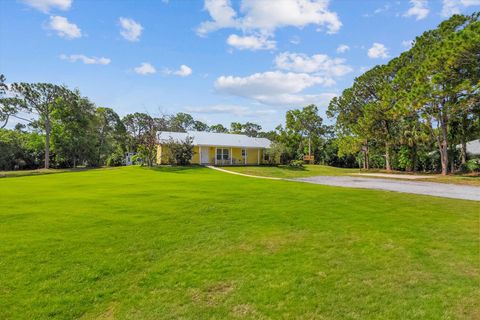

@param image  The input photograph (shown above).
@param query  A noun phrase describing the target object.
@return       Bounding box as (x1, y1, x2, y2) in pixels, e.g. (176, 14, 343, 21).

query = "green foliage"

(328, 13, 480, 174)
(288, 159, 304, 168)
(264, 141, 287, 165)
(164, 137, 194, 165)
(106, 147, 125, 167)
(0, 128, 44, 170)
(459, 158, 480, 173)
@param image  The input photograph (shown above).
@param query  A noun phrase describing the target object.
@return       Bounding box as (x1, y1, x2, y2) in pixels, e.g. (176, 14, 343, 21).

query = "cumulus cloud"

(336, 44, 350, 53)
(119, 17, 143, 42)
(404, 0, 429, 20)
(367, 42, 389, 59)
(21, 0, 72, 13)
(185, 105, 276, 117)
(197, 0, 341, 50)
(274, 52, 352, 78)
(164, 65, 193, 77)
(227, 34, 275, 50)
(214, 71, 336, 106)
(60, 54, 110, 65)
(134, 62, 156, 75)
(441, 0, 480, 17)
(47, 15, 81, 39)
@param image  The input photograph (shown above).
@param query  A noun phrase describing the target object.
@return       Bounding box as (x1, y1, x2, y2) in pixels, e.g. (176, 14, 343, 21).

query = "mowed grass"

(219, 164, 360, 179)
(0, 166, 478, 319)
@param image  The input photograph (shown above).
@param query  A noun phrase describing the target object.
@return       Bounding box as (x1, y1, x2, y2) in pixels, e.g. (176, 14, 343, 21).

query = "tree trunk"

(439, 134, 448, 176)
(410, 144, 417, 172)
(438, 106, 449, 176)
(45, 117, 50, 169)
(460, 139, 467, 165)
(385, 142, 391, 172)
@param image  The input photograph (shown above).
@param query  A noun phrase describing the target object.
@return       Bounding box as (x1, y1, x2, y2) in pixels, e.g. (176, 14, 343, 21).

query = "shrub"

(459, 159, 480, 173)
(288, 159, 304, 168)
(106, 149, 124, 167)
(164, 137, 194, 165)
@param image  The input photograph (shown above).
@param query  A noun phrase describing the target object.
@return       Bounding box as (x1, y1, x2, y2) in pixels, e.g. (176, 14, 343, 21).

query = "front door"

(201, 147, 210, 164)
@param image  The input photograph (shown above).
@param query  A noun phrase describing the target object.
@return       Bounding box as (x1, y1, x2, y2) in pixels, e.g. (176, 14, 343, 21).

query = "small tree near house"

(164, 137, 194, 165)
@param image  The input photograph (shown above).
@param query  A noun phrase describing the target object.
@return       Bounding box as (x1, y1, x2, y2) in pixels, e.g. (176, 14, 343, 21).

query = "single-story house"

(456, 139, 480, 156)
(157, 131, 272, 165)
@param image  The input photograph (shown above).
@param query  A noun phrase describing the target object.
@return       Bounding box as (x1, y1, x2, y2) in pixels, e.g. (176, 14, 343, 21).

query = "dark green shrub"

(459, 159, 480, 173)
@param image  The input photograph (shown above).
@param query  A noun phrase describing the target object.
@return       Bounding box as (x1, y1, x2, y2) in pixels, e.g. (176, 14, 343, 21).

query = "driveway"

(293, 176, 480, 201)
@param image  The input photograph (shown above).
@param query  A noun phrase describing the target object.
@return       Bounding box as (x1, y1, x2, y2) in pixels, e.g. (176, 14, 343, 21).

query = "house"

(125, 152, 136, 166)
(458, 139, 480, 156)
(157, 131, 272, 165)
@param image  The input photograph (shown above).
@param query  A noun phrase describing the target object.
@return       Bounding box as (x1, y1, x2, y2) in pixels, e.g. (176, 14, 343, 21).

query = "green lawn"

(219, 164, 360, 179)
(0, 166, 478, 319)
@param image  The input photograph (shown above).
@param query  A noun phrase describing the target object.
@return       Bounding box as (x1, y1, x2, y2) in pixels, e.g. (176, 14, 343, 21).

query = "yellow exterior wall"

(246, 148, 260, 165)
(156, 144, 270, 165)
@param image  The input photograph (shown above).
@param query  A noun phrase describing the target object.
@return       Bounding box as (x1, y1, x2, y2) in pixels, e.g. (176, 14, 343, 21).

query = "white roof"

(457, 139, 480, 155)
(158, 131, 271, 148)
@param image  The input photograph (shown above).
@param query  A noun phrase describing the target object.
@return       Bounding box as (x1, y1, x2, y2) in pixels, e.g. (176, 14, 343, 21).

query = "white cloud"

(441, 0, 480, 16)
(214, 71, 335, 106)
(226, 34, 276, 50)
(21, 0, 72, 13)
(134, 62, 156, 75)
(367, 42, 389, 59)
(185, 105, 276, 117)
(274, 52, 352, 78)
(336, 44, 350, 53)
(401, 40, 413, 49)
(197, 0, 342, 50)
(404, 0, 429, 20)
(164, 65, 193, 77)
(47, 16, 81, 39)
(60, 54, 110, 65)
(119, 17, 143, 42)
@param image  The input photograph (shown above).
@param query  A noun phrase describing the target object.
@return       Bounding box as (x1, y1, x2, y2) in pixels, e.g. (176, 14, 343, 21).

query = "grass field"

(0, 166, 479, 319)
(218, 164, 360, 179)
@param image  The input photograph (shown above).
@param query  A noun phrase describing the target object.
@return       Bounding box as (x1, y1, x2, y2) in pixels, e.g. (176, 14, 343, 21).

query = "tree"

(192, 120, 209, 132)
(164, 137, 194, 165)
(10, 82, 66, 169)
(242, 122, 262, 137)
(169, 112, 195, 132)
(122, 112, 153, 152)
(50, 89, 98, 167)
(210, 124, 228, 133)
(95, 107, 126, 165)
(0, 75, 21, 129)
(230, 122, 243, 134)
(286, 105, 325, 160)
(136, 116, 158, 167)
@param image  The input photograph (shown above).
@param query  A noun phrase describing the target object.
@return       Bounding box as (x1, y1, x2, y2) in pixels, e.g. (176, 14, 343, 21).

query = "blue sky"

(1, 0, 479, 130)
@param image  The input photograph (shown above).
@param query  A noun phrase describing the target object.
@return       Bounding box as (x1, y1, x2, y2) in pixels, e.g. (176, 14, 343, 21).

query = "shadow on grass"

(0, 167, 98, 179)
(145, 165, 206, 174)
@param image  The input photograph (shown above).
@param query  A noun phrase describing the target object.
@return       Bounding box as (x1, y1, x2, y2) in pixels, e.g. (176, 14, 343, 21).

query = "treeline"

(328, 13, 480, 175)
(0, 77, 276, 170)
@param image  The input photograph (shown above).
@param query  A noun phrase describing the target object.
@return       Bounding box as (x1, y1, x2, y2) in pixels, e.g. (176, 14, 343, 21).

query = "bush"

(288, 159, 304, 168)
(164, 137, 194, 165)
(459, 159, 480, 173)
(106, 149, 124, 167)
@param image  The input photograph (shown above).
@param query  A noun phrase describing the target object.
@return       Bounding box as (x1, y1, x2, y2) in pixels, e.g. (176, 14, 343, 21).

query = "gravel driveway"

(294, 176, 480, 201)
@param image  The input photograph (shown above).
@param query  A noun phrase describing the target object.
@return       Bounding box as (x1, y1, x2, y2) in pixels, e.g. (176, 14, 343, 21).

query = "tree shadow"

(145, 165, 205, 174)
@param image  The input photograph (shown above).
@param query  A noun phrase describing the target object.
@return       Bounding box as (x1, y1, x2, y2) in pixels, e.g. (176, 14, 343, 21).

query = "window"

(216, 148, 229, 160)
(241, 149, 246, 157)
